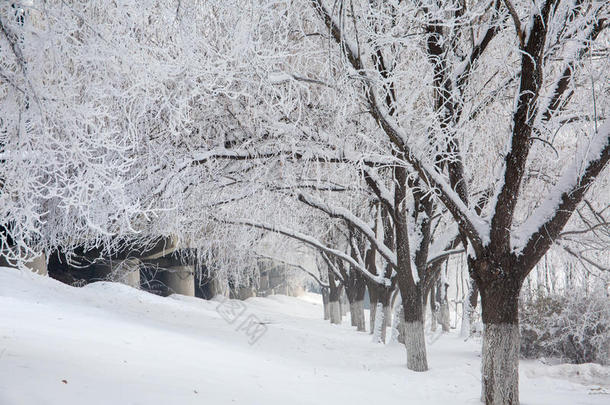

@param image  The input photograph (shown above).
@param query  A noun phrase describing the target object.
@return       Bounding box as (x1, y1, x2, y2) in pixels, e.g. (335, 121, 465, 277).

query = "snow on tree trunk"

(346, 275, 366, 331)
(341, 292, 349, 317)
(374, 288, 391, 343)
(390, 301, 404, 344)
(384, 302, 392, 323)
(369, 300, 377, 334)
(372, 302, 385, 343)
(369, 286, 379, 334)
(322, 288, 330, 320)
(381, 304, 390, 343)
(397, 310, 405, 344)
(350, 300, 366, 331)
(440, 300, 450, 332)
(328, 280, 342, 325)
(357, 300, 366, 332)
(329, 300, 341, 324)
(480, 277, 521, 405)
(460, 300, 472, 338)
(439, 279, 450, 332)
(481, 324, 520, 404)
(349, 299, 357, 326)
(404, 321, 428, 372)
(402, 289, 428, 371)
(460, 279, 478, 338)
(429, 283, 438, 332)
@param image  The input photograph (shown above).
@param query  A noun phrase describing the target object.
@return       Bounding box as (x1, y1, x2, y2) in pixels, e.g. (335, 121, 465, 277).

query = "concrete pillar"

(210, 276, 229, 298)
(117, 258, 141, 289)
(238, 286, 255, 300)
(163, 265, 195, 296)
(25, 253, 47, 276)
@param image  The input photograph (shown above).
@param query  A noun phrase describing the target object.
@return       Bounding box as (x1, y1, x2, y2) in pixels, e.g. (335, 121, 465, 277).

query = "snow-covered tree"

(304, 0, 609, 402)
(2, 2, 608, 404)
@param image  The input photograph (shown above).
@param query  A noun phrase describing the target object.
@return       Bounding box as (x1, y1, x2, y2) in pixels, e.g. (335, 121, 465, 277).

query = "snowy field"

(0, 267, 607, 405)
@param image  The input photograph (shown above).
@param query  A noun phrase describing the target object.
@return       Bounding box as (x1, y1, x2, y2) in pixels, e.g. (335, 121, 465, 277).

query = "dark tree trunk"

(379, 287, 391, 342)
(400, 284, 428, 371)
(393, 164, 429, 372)
(469, 281, 479, 310)
(348, 291, 357, 326)
(347, 274, 366, 332)
(370, 283, 392, 343)
(474, 258, 523, 405)
(355, 282, 366, 332)
(328, 272, 342, 325)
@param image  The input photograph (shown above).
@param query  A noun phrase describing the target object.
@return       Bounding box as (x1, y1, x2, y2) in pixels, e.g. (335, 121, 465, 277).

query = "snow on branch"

(256, 253, 329, 287)
(189, 147, 396, 167)
(297, 193, 397, 268)
(362, 167, 395, 214)
(320, 251, 345, 282)
(217, 217, 385, 285)
(426, 248, 465, 268)
(515, 120, 610, 267)
(311, 0, 489, 253)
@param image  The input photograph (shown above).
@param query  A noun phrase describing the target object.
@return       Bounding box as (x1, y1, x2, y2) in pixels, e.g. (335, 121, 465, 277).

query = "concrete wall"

(25, 253, 48, 276)
(161, 265, 195, 297)
(0, 253, 48, 276)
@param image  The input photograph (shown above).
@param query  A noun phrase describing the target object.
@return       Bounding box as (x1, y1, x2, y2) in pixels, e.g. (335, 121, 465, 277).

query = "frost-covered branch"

(217, 217, 384, 284)
(256, 253, 329, 287)
(297, 193, 397, 268)
(516, 121, 610, 270)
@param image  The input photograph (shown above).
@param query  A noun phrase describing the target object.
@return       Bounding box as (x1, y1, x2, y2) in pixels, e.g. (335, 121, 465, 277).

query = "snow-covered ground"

(0, 268, 607, 405)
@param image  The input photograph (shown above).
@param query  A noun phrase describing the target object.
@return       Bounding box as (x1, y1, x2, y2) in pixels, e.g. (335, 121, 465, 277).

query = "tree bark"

(479, 273, 522, 405)
(329, 299, 341, 324)
(350, 299, 366, 331)
(372, 302, 384, 343)
(322, 287, 330, 320)
(429, 283, 438, 331)
(381, 288, 391, 343)
(341, 290, 349, 317)
(348, 285, 366, 332)
(401, 286, 428, 371)
(439, 279, 450, 332)
(328, 272, 342, 325)
(392, 163, 429, 371)
(372, 287, 392, 343)
(392, 303, 405, 344)
(345, 269, 367, 332)
(369, 284, 379, 333)
(460, 278, 478, 338)
(342, 283, 358, 326)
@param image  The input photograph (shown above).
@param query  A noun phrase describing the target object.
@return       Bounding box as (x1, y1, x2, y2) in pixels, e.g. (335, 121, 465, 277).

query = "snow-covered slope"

(0, 267, 607, 404)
